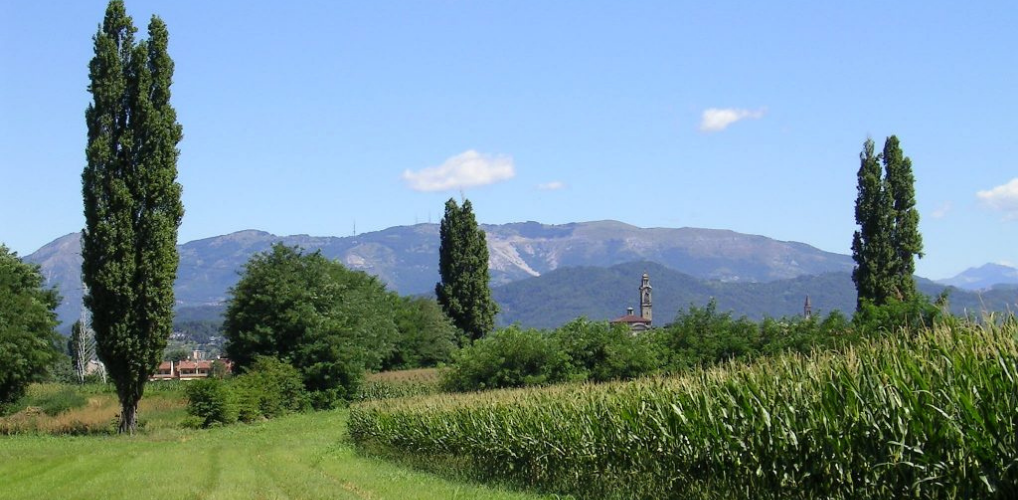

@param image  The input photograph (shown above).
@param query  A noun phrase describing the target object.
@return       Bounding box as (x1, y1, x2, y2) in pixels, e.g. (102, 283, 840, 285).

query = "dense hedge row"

(351, 319, 1018, 499)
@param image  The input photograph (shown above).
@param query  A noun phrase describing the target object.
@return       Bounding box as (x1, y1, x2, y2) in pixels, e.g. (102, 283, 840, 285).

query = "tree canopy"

(436, 198, 499, 341)
(81, 0, 184, 433)
(851, 136, 923, 310)
(0, 245, 61, 406)
(223, 244, 400, 407)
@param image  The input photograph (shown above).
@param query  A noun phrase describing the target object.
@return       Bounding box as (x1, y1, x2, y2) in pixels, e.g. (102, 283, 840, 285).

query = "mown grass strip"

(0, 410, 554, 500)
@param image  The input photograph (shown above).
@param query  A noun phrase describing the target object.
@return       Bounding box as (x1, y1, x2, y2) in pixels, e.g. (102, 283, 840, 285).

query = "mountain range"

(493, 262, 1018, 329)
(21, 221, 1017, 331)
(936, 263, 1018, 291)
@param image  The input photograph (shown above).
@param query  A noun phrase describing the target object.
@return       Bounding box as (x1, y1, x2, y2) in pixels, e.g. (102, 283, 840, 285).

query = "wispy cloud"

(931, 201, 953, 219)
(537, 181, 565, 191)
(976, 178, 1018, 220)
(402, 150, 515, 192)
(699, 107, 766, 132)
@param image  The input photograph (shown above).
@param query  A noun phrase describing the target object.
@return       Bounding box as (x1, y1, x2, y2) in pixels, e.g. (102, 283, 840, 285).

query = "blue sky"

(1, 1, 1015, 280)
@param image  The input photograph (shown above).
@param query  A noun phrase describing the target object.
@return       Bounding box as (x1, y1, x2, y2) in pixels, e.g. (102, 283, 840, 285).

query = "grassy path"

(0, 410, 554, 500)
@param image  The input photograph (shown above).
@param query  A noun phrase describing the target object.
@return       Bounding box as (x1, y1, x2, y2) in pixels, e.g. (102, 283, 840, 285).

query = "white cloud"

(537, 181, 565, 191)
(699, 107, 766, 132)
(976, 178, 1018, 220)
(931, 201, 953, 219)
(402, 150, 515, 192)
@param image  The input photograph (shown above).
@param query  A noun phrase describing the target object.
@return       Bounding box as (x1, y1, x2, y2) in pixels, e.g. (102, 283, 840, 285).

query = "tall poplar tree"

(851, 136, 923, 311)
(82, 0, 183, 433)
(883, 136, 924, 302)
(436, 198, 498, 342)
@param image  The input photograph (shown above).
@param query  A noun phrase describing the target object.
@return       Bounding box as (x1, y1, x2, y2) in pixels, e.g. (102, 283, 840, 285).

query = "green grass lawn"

(0, 409, 557, 500)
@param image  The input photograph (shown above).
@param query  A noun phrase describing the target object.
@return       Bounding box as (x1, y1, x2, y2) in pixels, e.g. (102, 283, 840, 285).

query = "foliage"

(164, 346, 190, 362)
(183, 357, 309, 428)
(384, 296, 460, 370)
(233, 356, 310, 421)
(223, 243, 399, 408)
(852, 295, 949, 336)
(81, 0, 184, 433)
(0, 245, 61, 406)
(651, 299, 761, 371)
(442, 326, 571, 392)
(553, 318, 657, 382)
(436, 198, 499, 341)
(184, 378, 237, 428)
(351, 319, 1018, 500)
(852, 136, 923, 310)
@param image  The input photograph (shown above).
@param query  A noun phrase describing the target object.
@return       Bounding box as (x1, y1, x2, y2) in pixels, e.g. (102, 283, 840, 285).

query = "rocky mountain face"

(937, 263, 1018, 291)
(26, 220, 855, 331)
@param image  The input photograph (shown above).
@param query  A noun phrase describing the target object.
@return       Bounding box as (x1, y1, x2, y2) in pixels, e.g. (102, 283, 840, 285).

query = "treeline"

(443, 297, 951, 392)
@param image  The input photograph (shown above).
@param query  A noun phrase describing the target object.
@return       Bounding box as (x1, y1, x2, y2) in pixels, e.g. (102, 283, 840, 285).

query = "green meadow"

(0, 409, 553, 500)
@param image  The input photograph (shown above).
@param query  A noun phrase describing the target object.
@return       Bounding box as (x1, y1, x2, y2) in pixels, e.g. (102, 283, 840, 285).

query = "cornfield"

(349, 320, 1018, 499)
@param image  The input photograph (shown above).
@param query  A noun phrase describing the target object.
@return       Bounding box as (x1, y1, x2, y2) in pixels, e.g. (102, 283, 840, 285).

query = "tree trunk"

(119, 399, 138, 434)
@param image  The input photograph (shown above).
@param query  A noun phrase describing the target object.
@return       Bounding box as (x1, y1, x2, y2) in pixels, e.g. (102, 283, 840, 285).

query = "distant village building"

(151, 358, 232, 381)
(611, 273, 653, 333)
(804, 296, 813, 319)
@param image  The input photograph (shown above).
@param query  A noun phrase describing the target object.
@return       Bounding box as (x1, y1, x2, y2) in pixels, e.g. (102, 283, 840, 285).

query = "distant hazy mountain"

(937, 263, 1018, 291)
(493, 262, 1018, 329)
(26, 220, 855, 331)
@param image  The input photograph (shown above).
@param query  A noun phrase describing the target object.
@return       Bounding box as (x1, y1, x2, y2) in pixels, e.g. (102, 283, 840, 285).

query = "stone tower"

(639, 273, 652, 323)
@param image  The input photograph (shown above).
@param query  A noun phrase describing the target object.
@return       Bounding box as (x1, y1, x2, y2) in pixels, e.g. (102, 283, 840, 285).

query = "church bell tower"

(639, 273, 652, 323)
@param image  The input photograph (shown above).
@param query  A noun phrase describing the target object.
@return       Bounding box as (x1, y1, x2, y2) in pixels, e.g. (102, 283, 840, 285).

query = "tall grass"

(350, 320, 1018, 499)
(1, 382, 188, 435)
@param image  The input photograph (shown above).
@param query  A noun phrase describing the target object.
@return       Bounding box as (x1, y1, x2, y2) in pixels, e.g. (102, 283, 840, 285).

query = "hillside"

(26, 221, 854, 330)
(938, 263, 1018, 291)
(493, 262, 1018, 328)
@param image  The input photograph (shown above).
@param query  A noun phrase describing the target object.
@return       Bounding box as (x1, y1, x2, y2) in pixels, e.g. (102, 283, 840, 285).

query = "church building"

(610, 273, 653, 333)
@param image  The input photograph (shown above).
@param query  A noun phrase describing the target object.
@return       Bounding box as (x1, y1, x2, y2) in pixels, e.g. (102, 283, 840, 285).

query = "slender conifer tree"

(436, 198, 498, 341)
(82, 0, 183, 433)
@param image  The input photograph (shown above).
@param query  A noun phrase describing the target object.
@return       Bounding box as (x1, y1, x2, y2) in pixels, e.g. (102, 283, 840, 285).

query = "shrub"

(233, 356, 309, 420)
(442, 326, 570, 391)
(651, 299, 760, 372)
(184, 378, 237, 428)
(552, 318, 657, 382)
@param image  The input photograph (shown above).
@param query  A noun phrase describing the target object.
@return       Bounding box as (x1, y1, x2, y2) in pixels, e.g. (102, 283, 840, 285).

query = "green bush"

(184, 378, 237, 428)
(552, 318, 657, 382)
(442, 326, 570, 391)
(233, 356, 309, 420)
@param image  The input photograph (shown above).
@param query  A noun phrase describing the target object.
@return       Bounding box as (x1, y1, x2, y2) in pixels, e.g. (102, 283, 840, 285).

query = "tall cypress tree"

(851, 136, 923, 311)
(82, 0, 183, 434)
(851, 138, 895, 310)
(436, 198, 498, 342)
(882, 136, 923, 302)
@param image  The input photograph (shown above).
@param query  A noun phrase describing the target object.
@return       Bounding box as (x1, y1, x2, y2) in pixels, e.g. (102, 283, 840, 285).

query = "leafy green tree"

(81, 1, 184, 433)
(851, 138, 895, 310)
(164, 347, 190, 362)
(851, 136, 924, 311)
(436, 198, 499, 341)
(882, 136, 924, 302)
(0, 246, 62, 407)
(552, 318, 657, 382)
(441, 326, 570, 391)
(223, 244, 399, 407)
(384, 296, 459, 370)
